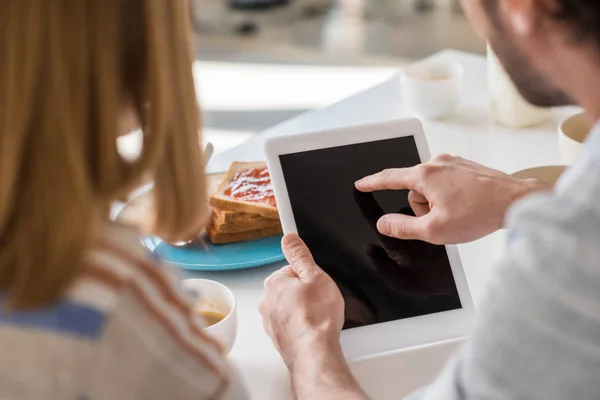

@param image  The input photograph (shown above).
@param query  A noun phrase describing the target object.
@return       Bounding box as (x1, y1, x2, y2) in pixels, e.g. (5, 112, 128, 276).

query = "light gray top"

(409, 122, 600, 400)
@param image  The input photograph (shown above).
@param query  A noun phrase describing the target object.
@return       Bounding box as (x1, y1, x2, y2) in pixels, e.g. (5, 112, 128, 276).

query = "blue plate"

(142, 234, 285, 271)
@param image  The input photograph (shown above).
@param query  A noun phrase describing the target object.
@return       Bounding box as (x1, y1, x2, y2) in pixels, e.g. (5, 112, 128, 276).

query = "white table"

(182, 50, 575, 399)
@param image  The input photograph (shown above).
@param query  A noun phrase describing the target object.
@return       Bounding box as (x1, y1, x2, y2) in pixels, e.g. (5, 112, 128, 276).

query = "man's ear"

(500, 0, 540, 37)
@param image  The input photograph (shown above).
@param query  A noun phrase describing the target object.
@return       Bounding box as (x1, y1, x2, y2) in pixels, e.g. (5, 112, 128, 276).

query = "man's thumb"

(377, 214, 429, 241)
(281, 234, 320, 282)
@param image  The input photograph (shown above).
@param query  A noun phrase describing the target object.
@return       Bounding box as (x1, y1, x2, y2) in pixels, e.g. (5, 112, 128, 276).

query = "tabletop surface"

(176, 50, 575, 399)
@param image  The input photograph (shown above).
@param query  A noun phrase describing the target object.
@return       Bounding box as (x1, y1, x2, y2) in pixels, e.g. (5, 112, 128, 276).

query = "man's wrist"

(499, 177, 552, 229)
(290, 330, 341, 371)
(290, 332, 368, 400)
(518, 177, 553, 197)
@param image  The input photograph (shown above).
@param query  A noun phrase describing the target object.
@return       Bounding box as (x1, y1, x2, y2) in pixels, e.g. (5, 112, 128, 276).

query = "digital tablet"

(265, 118, 474, 360)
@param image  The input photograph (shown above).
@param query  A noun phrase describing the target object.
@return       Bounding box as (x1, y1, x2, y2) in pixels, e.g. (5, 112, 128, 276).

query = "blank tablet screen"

(279, 136, 462, 329)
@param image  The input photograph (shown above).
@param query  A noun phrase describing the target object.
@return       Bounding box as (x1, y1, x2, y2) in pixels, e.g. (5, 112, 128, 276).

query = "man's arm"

(259, 235, 368, 400)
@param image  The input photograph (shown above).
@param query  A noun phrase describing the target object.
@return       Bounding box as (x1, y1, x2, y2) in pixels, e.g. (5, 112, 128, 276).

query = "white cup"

(402, 60, 464, 120)
(183, 279, 238, 354)
(559, 112, 590, 164)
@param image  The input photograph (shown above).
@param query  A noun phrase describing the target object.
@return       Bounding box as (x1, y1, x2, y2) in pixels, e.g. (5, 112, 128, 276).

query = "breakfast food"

(211, 212, 280, 234)
(210, 162, 279, 220)
(212, 208, 270, 225)
(207, 223, 283, 245)
(207, 162, 282, 244)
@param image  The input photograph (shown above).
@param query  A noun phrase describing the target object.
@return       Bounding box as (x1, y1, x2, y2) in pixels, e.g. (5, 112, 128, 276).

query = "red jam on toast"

(223, 167, 276, 208)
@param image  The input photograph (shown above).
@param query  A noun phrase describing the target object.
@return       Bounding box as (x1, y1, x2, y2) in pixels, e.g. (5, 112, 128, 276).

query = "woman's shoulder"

(71, 222, 190, 317)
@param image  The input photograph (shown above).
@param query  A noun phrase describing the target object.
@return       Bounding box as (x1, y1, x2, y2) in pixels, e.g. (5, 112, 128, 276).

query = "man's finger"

(281, 234, 321, 282)
(408, 190, 430, 217)
(377, 214, 432, 241)
(355, 168, 419, 193)
(408, 190, 427, 204)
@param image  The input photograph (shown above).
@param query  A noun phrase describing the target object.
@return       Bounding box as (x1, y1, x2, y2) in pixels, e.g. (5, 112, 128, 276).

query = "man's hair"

(552, 1, 600, 45)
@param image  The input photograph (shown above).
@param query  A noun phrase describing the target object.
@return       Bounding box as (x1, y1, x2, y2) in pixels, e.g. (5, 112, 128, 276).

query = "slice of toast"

(211, 213, 281, 234)
(209, 162, 279, 220)
(207, 223, 283, 245)
(212, 208, 278, 225)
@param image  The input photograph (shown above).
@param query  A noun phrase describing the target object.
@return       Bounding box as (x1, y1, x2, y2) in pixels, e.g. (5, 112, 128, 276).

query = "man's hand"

(260, 234, 368, 400)
(259, 234, 344, 368)
(355, 155, 550, 245)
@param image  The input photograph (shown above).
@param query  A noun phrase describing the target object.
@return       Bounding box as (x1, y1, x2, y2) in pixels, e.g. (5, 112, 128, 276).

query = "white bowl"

(402, 60, 464, 120)
(183, 279, 238, 354)
(559, 112, 590, 164)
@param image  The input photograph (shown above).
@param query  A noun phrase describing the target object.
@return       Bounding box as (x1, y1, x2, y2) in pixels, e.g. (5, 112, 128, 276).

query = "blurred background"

(175, 0, 485, 156)
(191, 0, 483, 65)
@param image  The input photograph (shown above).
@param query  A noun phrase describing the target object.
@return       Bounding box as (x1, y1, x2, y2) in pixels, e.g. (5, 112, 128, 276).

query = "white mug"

(559, 112, 590, 164)
(183, 279, 238, 354)
(402, 60, 464, 120)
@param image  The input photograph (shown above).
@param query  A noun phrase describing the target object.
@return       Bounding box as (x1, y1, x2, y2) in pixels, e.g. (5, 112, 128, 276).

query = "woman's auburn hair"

(0, 0, 207, 308)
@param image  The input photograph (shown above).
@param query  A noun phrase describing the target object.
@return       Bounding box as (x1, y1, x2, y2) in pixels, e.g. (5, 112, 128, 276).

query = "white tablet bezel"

(265, 118, 475, 360)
